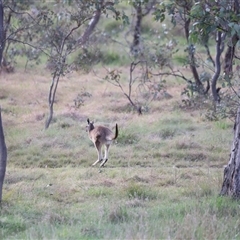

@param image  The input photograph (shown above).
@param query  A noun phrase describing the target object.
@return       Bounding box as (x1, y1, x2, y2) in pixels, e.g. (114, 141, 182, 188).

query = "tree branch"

(77, 0, 104, 46)
(212, 31, 225, 103)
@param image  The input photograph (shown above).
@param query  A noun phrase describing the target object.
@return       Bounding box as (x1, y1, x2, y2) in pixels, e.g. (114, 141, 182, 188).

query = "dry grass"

(0, 68, 236, 239)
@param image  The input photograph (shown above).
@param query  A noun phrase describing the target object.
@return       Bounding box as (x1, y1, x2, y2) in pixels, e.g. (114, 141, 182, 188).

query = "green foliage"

(74, 49, 103, 72)
(173, 55, 188, 65)
(102, 51, 121, 65)
(189, 0, 240, 43)
(204, 98, 238, 122)
(152, 3, 166, 22)
(104, 21, 124, 34)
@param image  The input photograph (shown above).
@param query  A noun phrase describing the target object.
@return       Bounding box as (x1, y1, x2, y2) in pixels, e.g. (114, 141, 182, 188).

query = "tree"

(0, 0, 7, 204)
(0, 107, 7, 204)
(151, 0, 240, 197)
(152, 0, 240, 105)
(1, 0, 39, 71)
(175, 0, 204, 91)
(220, 106, 240, 198)
(153, 0, 206, 94)
(44, 0, 122, 128)
(129, 0, 157, 55)
(0, 0, 102, 127)
(189, 0, 240, 103)
(0, 0, 127, 127)
(171, 0, 240, 197)
(0, 0, 4, 66)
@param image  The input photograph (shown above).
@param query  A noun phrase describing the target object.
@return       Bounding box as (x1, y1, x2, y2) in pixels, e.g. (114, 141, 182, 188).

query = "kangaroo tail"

(113, 123, 118, 140)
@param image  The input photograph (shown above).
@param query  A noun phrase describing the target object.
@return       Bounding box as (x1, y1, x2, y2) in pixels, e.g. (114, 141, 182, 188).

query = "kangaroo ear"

(87, 118, 90, 124)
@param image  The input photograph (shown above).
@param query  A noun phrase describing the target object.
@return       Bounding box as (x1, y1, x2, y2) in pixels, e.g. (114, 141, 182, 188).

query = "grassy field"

(0, 67, 237, 239)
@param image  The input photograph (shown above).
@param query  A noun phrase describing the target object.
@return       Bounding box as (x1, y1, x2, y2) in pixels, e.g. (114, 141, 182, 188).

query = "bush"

(102, 51, 121, 65)
(104, 21, 123, 34)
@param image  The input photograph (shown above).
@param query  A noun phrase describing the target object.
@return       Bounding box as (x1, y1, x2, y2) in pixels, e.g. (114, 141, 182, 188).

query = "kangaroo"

(86, 118, 118, 167)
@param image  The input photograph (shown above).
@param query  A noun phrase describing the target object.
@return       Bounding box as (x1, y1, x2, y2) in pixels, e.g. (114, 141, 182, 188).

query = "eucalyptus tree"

(43, 0, 123, 128)
(1, 0, 123, 128)
(42, 0, 107, 128)
(153, 0, 240, 103)
(164, 0, 240, 199)
(0, 106, 7, 204)
(218, 0, 240, 197)
(127, 0, 157, 55)
(0, 0, 4, 65)
(0, 0, 7, 204)
(153, 0, 240, 198)
(1, 0, 39, 70)
(153, 0, 207, 95)
(189, 0, 240, 103)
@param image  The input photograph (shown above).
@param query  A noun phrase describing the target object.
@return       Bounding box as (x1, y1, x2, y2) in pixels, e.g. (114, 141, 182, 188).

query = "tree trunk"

(184, 17, 203, 90)
(45, 71, 60, 129)
(130, 4, 143, 55)
(212, 31, 225, 103)
(223, 0, 239, 78)
(77, 0, 104, 46)
(224, 34, 238, 77)
(220, 106, 240, 198)
(0, 107, 7, 203)
(0, 0, 4, 66)
(0, 0, 7, 204)
(130, 1, 156, 55)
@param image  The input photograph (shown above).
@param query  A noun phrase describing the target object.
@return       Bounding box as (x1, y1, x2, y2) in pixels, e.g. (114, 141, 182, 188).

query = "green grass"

(0, 4, 237, 238)
(0, 31, 236, 239)
(1, 167, 238, 239)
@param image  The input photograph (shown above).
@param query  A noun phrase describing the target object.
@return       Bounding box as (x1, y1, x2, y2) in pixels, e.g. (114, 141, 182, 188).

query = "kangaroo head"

(86, 118, 94, 132)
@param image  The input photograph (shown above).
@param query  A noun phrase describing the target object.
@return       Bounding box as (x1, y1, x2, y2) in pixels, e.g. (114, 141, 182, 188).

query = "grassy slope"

(0, 66, 236, 239)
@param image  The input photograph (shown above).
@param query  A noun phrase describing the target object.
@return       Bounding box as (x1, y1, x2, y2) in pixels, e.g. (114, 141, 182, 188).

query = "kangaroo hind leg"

(92, 140, 103, 166)
(100, 144, 110, 167)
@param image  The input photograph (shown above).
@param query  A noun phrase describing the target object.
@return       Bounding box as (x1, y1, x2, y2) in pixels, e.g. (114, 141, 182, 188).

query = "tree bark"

(211, 31, 225, 103)
(130, 4, 142, 54)
(224, 34, 238, 77)
(0, 107, 7, 203)
(0, 0, 4, 66)
(223, 0, 239, 77)
(220, 106, 240, 198)
(45, 71, 60, 129)
(184, 13, 203, 90)
(130, 1, 156, 55)
(77, 0, 104, 46)
(0, 0, 7, 204)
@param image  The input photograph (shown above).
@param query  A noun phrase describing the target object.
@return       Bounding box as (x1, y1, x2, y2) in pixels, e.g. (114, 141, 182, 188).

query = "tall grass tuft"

(108, 206, 129, 224)
(124, 182, 158, 200)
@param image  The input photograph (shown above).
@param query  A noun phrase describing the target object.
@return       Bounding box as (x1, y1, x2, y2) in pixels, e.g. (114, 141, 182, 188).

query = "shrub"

(102, 51, 121, 65)
(104, 21, 123, 34)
